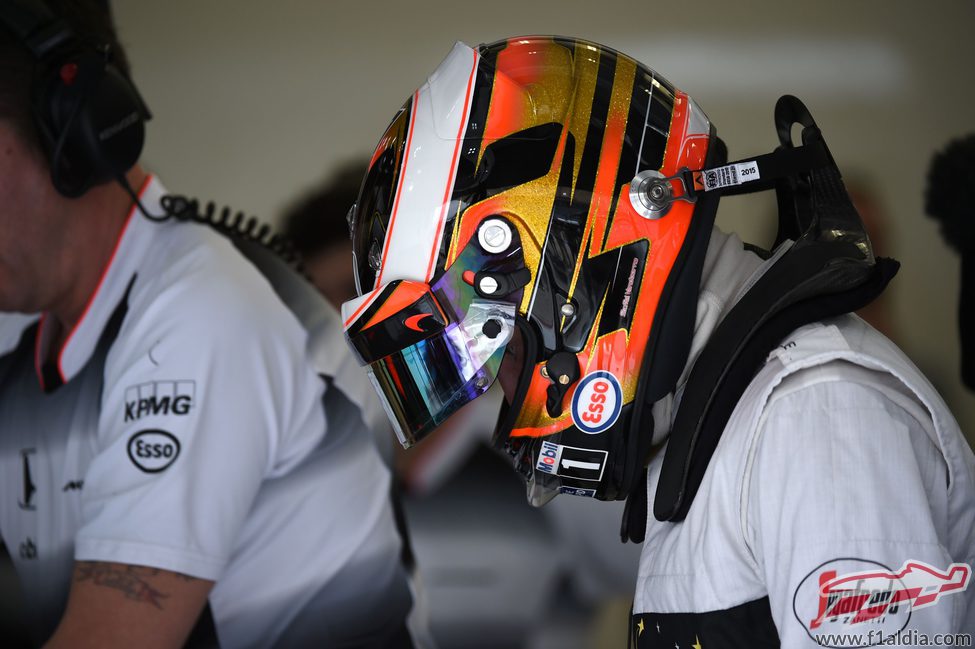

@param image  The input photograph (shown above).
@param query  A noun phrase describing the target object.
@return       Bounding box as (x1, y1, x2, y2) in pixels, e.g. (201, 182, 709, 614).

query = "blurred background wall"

(112, 0, 975, 441)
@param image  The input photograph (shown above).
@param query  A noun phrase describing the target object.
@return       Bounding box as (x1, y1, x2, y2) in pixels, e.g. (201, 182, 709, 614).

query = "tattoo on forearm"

(74, 562, 199, 610)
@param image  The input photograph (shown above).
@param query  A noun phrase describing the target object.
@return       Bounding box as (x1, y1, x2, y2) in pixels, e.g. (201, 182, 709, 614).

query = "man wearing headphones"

(0, 2, 414, 648)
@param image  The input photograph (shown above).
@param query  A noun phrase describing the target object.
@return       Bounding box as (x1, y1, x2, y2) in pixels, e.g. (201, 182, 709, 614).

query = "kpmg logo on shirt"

(792, 557, 971, 646)
(124, 380, 195, 422)
(127, 430, 181, 473)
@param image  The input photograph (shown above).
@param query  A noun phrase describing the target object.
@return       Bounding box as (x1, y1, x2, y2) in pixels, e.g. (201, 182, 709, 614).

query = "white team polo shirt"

(0, 177, 411, 648)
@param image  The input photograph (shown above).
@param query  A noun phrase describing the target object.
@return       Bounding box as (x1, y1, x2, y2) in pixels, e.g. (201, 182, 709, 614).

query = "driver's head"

(344, 36, 722, 504)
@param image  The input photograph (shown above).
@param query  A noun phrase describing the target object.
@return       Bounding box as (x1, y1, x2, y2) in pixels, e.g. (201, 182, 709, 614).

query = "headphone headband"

(0, 0, 72, 59)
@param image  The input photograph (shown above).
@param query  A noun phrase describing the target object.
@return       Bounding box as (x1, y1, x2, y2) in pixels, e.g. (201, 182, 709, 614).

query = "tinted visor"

(364, 297, 514, 447)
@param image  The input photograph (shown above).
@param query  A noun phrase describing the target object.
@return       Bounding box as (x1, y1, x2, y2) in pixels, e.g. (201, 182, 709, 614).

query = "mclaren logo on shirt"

(127, 430, 181, 473)
(18, 448, 36, 511)
(124, 380, 196, 422)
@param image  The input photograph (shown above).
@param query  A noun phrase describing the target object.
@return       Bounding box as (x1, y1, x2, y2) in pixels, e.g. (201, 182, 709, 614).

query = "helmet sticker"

(558, 486, 597, 498)
(535, 440, 608, 482)
(700, 160, 761, 192)
(571, 370, 622, 434)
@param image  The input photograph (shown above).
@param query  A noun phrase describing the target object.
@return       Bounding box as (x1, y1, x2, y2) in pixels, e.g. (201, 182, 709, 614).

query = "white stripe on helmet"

(375, 42, 479, 288)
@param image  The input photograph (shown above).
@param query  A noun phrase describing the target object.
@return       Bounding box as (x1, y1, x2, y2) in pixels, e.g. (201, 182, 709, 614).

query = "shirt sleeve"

(74, 261, 326, 581)
(745, 370, 970, 647)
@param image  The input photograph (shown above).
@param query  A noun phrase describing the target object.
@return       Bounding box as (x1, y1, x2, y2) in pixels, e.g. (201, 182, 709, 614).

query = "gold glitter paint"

(561, 55, 638, 326)
(566, 42, 600, 202)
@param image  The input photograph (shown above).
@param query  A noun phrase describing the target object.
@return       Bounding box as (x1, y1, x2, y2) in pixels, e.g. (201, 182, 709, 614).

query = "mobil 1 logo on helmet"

(535, 440, 608, 482)
(571, 371, 622, 434)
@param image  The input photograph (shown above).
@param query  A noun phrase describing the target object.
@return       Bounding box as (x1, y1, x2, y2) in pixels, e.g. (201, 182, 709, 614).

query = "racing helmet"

(343, 36, 723, 505)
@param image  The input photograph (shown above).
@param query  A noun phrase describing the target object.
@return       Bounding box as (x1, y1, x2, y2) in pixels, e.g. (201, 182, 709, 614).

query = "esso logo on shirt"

(571, 371, 622, 434)
(127, 429, 181, 473)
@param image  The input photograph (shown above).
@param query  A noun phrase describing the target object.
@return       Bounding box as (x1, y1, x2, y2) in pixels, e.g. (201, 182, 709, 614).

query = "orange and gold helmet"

(344, 36, 723, 504)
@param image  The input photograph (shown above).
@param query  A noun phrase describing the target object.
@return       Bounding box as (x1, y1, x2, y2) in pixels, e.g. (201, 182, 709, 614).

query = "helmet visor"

(347, 280, 516, 447)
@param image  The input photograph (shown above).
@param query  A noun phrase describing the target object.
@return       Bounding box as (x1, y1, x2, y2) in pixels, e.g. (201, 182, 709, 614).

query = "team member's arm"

(58, 249, 325, 647)
(745, 372, 964, 646)
(43, 562, 213, 649)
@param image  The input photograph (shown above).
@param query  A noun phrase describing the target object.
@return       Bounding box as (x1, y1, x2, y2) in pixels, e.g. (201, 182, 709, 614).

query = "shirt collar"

(0, 313, 38, 358)
(35, 175, 167, 390)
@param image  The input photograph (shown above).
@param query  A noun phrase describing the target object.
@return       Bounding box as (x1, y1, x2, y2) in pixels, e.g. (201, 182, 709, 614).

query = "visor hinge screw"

(482, 319, 503, 339)
(478, 218, 513, 254)
(479, 276, 499, 295)
(558, 374, 570, 385)
(540, 366, 550, 379)
(560, 303, 575, 318)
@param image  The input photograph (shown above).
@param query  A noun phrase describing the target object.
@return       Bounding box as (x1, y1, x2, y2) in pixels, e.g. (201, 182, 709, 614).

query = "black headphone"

(0, 0, 151, 197)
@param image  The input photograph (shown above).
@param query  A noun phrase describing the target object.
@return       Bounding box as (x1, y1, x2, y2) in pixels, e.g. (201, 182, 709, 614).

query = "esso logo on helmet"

(571, 371, 622, 434)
